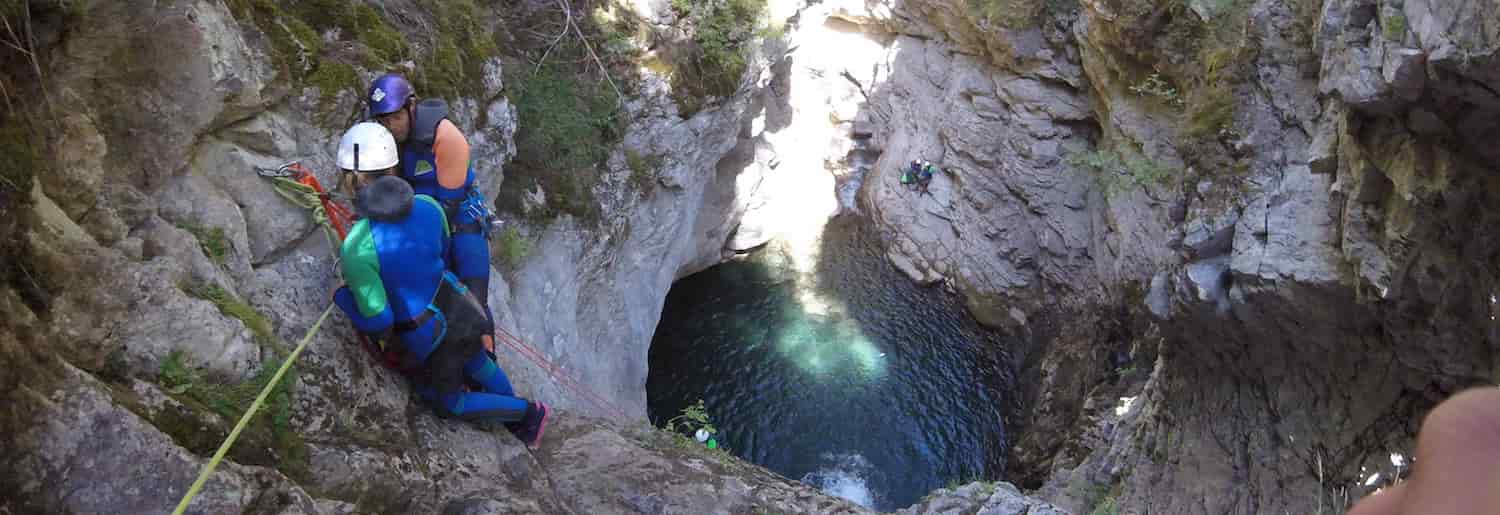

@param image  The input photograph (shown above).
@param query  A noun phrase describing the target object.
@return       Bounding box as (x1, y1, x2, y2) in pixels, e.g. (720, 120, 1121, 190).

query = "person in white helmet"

(330, 122, 549, 448)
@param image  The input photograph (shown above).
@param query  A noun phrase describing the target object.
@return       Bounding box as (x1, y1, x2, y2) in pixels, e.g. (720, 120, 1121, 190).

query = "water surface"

(647, 216, 1015, 510)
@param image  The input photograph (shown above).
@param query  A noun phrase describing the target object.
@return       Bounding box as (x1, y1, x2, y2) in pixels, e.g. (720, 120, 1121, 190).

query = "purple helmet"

(367, 73, 414, 118)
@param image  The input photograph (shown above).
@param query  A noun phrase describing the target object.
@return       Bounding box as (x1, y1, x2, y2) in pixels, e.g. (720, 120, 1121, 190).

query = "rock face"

(859, 19, 1111, 329)
(834, 0, 1500, 513)
(4, 0, 1497, 513)
(897, 482, 1068, 515)
(0, 0, 866, 513)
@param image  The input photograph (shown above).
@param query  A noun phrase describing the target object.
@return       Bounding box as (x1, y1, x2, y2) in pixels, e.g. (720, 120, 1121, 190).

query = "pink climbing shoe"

(513, 402, 550, 449)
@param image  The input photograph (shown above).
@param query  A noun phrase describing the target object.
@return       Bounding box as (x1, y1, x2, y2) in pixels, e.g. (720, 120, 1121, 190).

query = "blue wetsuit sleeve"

(338, 221, 394, 334)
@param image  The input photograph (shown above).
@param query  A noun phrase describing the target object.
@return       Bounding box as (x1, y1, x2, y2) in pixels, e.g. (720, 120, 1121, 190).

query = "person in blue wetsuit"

(904, 159, 936, 195)
(366, 73, 499, 354)
(330, 123, 549, 447)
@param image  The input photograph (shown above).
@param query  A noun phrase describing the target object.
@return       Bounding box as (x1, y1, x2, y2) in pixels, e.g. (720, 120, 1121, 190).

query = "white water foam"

(802, 453, 878, 508)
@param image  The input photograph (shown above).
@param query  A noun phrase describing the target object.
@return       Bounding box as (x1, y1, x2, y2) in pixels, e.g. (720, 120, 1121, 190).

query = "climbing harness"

(254, 161, 628, 420)
(257, 161, 407, 371)
(176, 161, 636, 510)
(172, 304, 336, 515)
(255, 158, 631, 414)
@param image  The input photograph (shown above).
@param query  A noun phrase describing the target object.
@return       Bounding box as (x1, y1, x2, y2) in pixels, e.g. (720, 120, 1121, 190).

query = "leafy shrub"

(668, 0, 768, 116)
(495, 226, 532, 268)
(1130, 73, 1185, 107)
(500, 63, 623, 222)
(663, 398, 717, 436)
(626, 149, 664, 195)
(1069, 148, 1175, 198)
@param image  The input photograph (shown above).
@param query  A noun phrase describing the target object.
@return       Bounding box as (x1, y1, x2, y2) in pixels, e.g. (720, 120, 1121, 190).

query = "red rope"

(277, 162, 630, 420)
(286, 163, 353, 240)
(491, 326, 631, 420)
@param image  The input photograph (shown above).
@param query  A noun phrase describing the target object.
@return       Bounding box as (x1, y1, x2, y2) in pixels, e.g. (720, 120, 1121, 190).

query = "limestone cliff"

(0, 0, 866, 513)
(831, 0, 1499, 513)
(3, 0, 1497, 513)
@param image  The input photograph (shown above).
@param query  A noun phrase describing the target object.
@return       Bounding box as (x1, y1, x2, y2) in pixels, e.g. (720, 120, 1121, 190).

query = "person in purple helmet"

(366, 73, 500, 355)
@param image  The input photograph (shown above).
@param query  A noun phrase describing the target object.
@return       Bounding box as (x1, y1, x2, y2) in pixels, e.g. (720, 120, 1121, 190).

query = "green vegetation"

(593, 5, 649, 69)
(231, 0, 414, 67)
(221, 0, 415, 124)
(1185, 46, 1239, 138)
(625, 149, 664, 194)
(1093, 0, 1255, 186)
(514, 65, 620, 173)
(1130, 73, 1185, 107)
(667, 0, 768, 117)
(1382, 11, 1407, 41)
(756, 18, 789, 44)
(223, 0, 326, 81)
(500, 62, 622, 223)
(968, 0, 1045, 28)
(414, 0, 501, 101)
(495, 226, 532, 268)
(1, 4, 53, 314)
(305, 59, 360, 123)
(1089, 495, 1120, 515)
(158, 349, 308, 480)
(663, 398, 717, 436)
(942, 478, 1000, 497)
(0, 115, 37, 197)
(1069, 147, 1175, 199)
(177, 223, 230, 265)
(1287, 0, 1323, 51)
(1187, 86, 1235, 138)
(222, 0, 506, 123)
(160, 279, 308, 478)
(181, 281, 278, 349)
(966, 0, 1077, 29)
(495, 2, 663, 224)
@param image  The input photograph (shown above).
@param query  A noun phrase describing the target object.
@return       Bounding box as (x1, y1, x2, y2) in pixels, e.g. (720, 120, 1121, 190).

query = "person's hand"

(1348, 387, 1500, 515)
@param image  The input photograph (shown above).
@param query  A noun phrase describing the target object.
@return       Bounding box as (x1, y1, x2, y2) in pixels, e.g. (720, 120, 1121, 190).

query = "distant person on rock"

(366, 73, 501, 357)
(330, 123, 549, 448)
(901, 159, 936, 195)
(1348, 387, 1500, 515)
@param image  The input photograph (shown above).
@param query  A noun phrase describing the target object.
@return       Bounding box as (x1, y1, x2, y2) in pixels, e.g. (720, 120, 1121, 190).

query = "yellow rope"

(171, 303, 336, 515)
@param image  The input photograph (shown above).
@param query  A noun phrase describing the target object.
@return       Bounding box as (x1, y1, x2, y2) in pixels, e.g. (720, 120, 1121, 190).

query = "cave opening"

(645, 216, 1020, 510)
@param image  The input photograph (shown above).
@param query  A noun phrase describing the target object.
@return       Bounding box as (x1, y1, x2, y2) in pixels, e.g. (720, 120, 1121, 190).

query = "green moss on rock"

(1382, 11, 1407, 41)
(411, 0, 500, 101)
(668, 0, 768, 117)
(181, 281, 278, 349)
(154, 350, 310, 482)
(176, 222, 230, 265)
(225, 0, 323, 80)
(499, 62, 621, 223)
(0, 115, 37, 197)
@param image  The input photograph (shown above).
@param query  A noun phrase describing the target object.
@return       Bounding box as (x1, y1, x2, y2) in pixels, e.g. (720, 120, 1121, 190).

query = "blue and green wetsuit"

(332, 191, 527, 424)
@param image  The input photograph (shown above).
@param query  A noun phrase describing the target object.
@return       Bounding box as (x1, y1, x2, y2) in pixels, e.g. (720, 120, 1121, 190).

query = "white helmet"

(336, 122, 399, 172)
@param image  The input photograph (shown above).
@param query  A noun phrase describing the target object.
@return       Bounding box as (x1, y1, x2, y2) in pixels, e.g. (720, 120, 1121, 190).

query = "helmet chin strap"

(354, 143, 360, 173)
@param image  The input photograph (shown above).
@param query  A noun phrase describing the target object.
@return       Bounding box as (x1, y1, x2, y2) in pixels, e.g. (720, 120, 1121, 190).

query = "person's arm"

(432, 119, 470, 192)
(333, 221, 394, 335)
